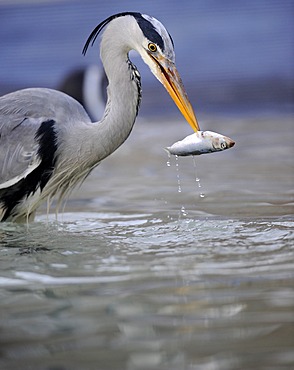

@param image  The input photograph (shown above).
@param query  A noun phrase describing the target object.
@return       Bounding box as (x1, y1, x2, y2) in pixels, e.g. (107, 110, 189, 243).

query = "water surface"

(0, 116, 293, 369)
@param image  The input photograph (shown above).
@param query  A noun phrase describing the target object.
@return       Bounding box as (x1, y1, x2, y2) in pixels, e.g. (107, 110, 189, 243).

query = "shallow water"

(0, 116, 293, 369)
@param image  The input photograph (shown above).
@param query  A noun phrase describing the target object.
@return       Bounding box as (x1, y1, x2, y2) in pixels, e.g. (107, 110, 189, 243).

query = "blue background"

(1, 0, 293, 114)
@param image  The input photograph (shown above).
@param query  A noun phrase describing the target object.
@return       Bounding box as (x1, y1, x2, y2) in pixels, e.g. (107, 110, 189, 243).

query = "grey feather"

(0, 88, 90, 187)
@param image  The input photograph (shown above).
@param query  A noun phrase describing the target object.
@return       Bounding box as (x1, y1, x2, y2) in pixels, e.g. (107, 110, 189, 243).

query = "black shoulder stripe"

(35, 119, 58, 190)
(0, 120, 58, 221)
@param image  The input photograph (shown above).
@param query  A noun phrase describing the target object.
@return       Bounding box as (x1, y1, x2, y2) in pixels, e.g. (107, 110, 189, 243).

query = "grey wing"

(0, 115, 44, 189)
(0, 87, 91, 190)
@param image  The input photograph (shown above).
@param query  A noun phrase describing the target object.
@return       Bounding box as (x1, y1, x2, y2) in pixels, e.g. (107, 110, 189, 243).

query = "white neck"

(97, 54, 140, 156)
(86, 19, 142, 163)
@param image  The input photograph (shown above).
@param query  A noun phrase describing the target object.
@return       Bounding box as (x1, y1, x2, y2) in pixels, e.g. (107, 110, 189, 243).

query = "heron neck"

(91, 47, 141, 161)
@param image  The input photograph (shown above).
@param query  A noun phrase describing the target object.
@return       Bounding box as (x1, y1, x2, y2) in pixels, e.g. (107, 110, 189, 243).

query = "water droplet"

(166, 152, 171, 167)
(192, 156, 205, 198)
(177, 171, 182, 193)
(181, 206, 188, 216)
(175, 156, 182, 193)
(195, 177, 202, 189)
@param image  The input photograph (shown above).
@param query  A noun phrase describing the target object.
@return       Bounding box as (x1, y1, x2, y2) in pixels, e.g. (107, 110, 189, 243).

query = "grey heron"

(0, 12, 199, 222)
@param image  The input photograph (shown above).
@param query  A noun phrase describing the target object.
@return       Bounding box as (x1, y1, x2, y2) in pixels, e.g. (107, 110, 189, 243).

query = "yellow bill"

(149, 54, 200, 132)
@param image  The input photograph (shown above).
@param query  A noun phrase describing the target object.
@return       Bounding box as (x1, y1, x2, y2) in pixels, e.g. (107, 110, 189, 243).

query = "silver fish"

(166, 131, 235, 156)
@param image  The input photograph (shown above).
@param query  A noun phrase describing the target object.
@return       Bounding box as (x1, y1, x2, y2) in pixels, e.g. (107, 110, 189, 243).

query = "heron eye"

(148, 43, 157, 52)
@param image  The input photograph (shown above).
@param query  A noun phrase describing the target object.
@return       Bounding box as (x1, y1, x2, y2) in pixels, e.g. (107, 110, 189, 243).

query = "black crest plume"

(82, 12, 141, 56)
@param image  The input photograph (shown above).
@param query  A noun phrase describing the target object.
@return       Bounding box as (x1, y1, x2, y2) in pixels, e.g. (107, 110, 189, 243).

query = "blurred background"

(1, 0, 293, 117)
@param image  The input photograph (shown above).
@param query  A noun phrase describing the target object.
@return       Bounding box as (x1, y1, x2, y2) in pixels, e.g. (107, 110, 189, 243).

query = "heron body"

(0, 12, 199, 222)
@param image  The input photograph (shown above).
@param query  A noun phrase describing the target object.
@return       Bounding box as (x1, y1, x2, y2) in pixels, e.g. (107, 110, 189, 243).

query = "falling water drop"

(180, 206, 188, 217)
(195, 177, 201, 188)
(164, 152, 189, 217)
(192, 156, 205, 199)
(166, 152, 171, 167)
(175, 155, 182, 193)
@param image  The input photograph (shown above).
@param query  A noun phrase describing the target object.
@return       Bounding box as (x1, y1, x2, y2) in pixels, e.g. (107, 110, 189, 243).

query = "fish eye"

(221, 142, 227, 149)
(148, 43, 157, 52)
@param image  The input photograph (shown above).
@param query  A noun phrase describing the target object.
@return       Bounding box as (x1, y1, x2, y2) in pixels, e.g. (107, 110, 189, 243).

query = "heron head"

(132, 13, 199, 132)
(83, 12, 199, 132)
